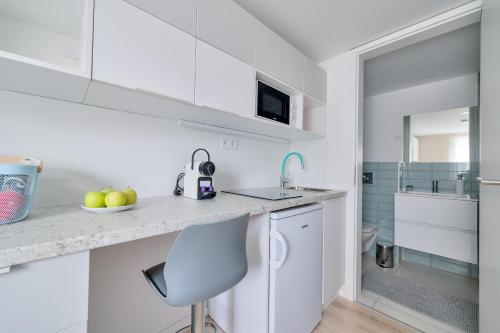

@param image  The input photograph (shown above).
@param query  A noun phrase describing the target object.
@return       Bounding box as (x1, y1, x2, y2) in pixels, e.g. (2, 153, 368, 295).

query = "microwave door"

(257, 81, 290, 125)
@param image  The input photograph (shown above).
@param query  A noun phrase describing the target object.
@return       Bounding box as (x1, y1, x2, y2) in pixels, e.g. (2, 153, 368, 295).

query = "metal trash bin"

(376, 242, 394, 268)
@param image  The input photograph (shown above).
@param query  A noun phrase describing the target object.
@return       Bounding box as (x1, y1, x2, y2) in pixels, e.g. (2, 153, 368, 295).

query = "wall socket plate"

(220, 137, 239, 150)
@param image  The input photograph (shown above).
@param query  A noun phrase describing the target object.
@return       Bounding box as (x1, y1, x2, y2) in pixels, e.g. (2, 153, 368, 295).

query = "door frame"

(351, 1, 483, 300)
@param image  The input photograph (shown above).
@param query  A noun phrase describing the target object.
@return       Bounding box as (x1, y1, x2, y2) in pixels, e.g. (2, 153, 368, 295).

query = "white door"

(269, 208, 323, 333)
(479, 1, 500, 331)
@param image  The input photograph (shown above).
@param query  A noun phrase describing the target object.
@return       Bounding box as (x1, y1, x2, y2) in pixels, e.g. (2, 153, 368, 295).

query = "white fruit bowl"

(81, 204, 136, 214)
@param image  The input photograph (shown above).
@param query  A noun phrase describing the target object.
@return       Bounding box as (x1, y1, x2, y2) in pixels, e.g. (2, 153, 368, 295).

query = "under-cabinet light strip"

(178, 120, 289, 144)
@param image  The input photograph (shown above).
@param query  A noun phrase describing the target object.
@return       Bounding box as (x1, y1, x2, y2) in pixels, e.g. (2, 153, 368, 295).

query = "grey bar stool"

(142, 213, 250, 333)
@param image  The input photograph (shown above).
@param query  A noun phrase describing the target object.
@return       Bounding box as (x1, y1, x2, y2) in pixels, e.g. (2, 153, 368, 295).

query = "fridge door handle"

(270, 231, 288, 269)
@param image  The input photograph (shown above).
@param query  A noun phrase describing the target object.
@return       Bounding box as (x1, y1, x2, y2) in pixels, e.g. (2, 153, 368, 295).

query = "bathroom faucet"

(280, 152, 305, 191)
(432, 180, 439, 193)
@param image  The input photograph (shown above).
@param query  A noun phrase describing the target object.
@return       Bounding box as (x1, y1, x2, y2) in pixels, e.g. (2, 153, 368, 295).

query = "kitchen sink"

(285, 186, 331, 192)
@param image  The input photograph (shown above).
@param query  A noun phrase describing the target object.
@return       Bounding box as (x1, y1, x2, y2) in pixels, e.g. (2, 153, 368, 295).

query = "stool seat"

(142, 213, 250, 333)
(143, 262, 167, 298)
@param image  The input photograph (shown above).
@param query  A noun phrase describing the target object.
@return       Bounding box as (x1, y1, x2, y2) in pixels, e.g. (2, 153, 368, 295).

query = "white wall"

(1, 90, 289, 206)
(288, 138, 327, 187)
(321, 51, 358, 300)
(363, 73, 479, 162)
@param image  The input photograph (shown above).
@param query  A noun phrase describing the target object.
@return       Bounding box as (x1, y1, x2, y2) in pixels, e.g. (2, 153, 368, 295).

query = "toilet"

(362, 223, 378, 253)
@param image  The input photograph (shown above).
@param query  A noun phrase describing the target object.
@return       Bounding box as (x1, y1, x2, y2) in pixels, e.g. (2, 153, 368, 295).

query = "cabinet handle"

(476, 177, 500, 186)
(270, 231, 288, 269)
(0, 266, 11, 275)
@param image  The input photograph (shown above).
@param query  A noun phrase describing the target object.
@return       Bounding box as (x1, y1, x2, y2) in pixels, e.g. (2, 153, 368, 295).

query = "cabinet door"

(255, 20, 304, 89)
(304, 57, 327, 102)
(0, 251, 89, 333)
(93, 0, 196, 103)
(195, 40, 255, 118)
(197, 0, 254, 65)
(124, 0, 196, 35)
(322, 197, 346, 306)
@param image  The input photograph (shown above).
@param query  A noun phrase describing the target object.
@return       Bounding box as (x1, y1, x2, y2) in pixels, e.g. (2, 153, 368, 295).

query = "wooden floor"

(313, 297, 417, 333)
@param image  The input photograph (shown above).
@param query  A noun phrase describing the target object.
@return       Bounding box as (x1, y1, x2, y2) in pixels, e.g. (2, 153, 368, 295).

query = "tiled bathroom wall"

(362, 162, 479, 277)
(362, 162, 398, 257)
(401, 162, 480, 199)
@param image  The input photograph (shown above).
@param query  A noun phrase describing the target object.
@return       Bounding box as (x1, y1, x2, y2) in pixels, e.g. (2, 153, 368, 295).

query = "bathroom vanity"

(394, 192, 478, 264)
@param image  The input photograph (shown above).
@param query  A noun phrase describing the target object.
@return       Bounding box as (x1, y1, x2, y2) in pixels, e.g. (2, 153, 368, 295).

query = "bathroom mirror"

(403, 107, 479, 163)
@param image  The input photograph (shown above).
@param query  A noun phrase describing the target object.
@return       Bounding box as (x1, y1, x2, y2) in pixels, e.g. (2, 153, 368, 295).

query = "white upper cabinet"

(255, 20, 304, 89)
(304, 57, 327, 103)
(197, 0, 254, 65)
(0, 0, 93, 102)
(92, 0, 196, 103)
(124, 0, 196, 35)
(195, 40, 254, 118)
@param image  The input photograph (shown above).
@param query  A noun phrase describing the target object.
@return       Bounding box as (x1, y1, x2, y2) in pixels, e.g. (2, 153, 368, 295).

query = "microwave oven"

(256, 81, 293, 125)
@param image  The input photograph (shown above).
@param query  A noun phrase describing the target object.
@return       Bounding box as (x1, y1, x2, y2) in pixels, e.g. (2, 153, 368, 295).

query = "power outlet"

(220, 137, 239, 150)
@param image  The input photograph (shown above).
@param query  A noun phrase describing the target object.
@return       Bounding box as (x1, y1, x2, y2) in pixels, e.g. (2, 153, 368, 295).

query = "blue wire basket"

(0, 159, 42, 224)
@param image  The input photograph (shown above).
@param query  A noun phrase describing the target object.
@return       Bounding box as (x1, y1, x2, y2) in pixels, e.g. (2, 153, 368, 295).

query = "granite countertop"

(0, 189, 346, 268)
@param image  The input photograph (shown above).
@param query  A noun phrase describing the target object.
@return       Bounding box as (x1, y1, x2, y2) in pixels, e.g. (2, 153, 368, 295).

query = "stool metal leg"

(191, 302, 205, 333)
(176, 301, 217, 333)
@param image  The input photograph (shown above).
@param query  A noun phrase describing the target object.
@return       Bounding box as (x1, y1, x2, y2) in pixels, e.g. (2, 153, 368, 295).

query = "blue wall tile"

(401, 248, 432, 266)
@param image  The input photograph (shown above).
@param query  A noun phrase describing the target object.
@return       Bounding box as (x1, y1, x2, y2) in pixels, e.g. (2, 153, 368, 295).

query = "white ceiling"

(411, 108, 470, 136)
(0, 0, 86, 39)
(233, 0, 473, 62)
(364, 23, 480, 97)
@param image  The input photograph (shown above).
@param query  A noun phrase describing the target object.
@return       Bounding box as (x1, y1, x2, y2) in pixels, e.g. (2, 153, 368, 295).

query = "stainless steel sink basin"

(285, 186, 331, 192)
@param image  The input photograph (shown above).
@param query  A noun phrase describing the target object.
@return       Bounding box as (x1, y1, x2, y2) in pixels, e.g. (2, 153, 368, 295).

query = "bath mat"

(362, 268, 478, 332)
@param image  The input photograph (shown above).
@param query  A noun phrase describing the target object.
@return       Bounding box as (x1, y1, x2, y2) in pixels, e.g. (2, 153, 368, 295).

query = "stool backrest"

(163, 213, 249, 306)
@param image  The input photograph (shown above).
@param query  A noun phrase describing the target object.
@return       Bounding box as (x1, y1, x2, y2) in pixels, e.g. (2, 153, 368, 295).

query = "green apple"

(85, 191, 106, 208)
(101, 186, 116, 194)
(123, 187, 137, 205)
(105, 191, 128, 207)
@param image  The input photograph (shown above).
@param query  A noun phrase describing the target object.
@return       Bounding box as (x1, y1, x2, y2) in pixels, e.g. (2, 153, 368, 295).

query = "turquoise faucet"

(280, 152, 305, 191)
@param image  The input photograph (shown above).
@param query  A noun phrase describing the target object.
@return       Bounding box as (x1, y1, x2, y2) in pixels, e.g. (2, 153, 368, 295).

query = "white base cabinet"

(0, 251, 89, 333)
(322, 197, 346, 307)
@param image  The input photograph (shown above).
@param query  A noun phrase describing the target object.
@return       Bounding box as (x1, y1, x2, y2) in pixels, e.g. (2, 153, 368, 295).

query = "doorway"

(353, 4, 482, 333)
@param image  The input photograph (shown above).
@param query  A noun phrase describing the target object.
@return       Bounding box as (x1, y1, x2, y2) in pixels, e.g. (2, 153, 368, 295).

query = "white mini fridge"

(269, 203, 324, 333)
